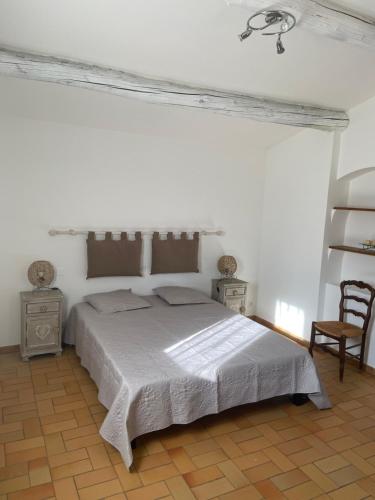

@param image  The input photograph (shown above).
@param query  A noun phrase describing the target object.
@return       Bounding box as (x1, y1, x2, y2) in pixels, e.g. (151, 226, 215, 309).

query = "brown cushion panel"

(87, 231, 142, 278)
(151, 232, 199, 274)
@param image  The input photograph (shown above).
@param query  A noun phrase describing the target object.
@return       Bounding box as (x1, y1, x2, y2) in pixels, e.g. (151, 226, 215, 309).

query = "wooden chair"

(309, 280, 375, 382)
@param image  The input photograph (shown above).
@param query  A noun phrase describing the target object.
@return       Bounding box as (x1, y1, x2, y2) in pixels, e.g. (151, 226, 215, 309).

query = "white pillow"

(153, 286, 213, 305)
(84, 289, 151, 314)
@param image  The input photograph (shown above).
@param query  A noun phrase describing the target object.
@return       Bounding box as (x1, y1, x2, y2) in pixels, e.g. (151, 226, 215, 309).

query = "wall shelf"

(330, 207, 375, 256)
(334, 206, 375, 212)
(329, 245, 375, 256)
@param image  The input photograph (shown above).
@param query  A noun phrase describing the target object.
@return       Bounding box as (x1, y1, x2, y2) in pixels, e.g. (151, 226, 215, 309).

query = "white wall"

(345, 173, 375, 250)
(3, 72, 374, 374)
(257, 129, 334, 340)
(338, 95, 375, 178)
(320, 95, 375, 367)
(337, 99, 375, 308)
(256, 94, 375, 369)
(0, 106, 266, 347)
(341, 172, 375, 364)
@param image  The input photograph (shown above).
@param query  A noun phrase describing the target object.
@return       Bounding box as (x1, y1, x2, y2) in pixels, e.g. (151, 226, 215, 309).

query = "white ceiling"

(1, 0, 375, 109)
(0, 0, 375, 146)
(0, 76, 298, 149)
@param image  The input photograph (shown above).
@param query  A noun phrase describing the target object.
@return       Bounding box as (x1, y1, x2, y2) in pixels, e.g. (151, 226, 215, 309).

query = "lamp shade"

(217, 255, 237, 278)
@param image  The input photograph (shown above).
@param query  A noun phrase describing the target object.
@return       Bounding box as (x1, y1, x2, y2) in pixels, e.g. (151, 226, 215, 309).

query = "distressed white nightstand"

(20, 289, 63, 361)
(211, 278, 248, 315)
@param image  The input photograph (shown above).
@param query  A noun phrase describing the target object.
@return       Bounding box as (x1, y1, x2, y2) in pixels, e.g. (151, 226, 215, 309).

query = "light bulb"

(238, 28, 253, 41)
(280, 21, 289, 32)
(276, 35, 285, 54)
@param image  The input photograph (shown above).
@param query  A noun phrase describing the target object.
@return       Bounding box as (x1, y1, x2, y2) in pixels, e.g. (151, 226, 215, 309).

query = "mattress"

(64, 295, 331, 468)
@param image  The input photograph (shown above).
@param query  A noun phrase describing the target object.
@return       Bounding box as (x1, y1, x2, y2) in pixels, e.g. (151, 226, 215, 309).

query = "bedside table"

(20, 289, 63, 361)
(211, 278, 248, 315)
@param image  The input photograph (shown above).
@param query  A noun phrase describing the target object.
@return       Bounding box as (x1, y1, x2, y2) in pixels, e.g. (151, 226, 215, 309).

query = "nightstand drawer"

(225, 287, 246, 297)
(27, 301, 60, 315)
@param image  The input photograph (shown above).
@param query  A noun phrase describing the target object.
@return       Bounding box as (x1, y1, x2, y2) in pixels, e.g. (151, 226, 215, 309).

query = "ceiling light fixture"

(239, 10, 296, 55)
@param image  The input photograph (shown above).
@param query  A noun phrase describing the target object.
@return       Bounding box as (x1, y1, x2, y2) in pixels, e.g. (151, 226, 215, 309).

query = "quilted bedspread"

(64, 295, 331, 468)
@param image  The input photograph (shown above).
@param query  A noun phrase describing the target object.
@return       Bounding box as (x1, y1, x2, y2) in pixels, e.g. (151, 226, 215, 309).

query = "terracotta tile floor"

(1, 346, 375, 499)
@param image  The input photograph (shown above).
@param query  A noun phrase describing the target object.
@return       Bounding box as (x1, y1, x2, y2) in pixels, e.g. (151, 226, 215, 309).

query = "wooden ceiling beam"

(0, 47, 348, 130)
(228, 0, 375, 51)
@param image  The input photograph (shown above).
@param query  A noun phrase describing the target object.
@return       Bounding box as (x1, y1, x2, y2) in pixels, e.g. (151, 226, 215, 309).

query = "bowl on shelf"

(360, 240, 375, 251)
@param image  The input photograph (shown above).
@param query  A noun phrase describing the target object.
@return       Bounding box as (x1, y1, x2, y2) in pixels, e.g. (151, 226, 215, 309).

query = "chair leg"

(309, 322, 316, 357)
(359, 334, 366, 371)
(339, 336, 346, 382)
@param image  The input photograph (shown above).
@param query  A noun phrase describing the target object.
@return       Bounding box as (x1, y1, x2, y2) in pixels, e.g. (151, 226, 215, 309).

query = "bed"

(65, 295, 331, 468)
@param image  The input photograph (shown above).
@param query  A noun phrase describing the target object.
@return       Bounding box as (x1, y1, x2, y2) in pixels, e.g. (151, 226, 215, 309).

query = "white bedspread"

(65, 296, 330, 468)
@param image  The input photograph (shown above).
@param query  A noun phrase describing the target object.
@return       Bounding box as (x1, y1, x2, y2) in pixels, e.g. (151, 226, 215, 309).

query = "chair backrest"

(339, 280, 375, 334)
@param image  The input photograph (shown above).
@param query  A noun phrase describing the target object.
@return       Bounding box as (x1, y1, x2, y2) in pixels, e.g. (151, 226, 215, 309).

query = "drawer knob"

(40, 305, 48, 313)
(233, 290, 238, 296)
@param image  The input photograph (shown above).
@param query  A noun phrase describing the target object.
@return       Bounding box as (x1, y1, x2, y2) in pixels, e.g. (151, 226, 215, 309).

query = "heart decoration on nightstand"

(35, 324, 51, 340)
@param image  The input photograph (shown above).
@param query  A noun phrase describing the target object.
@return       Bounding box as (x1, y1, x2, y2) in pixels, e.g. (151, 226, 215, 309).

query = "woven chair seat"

(315, 321, 363, 339)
